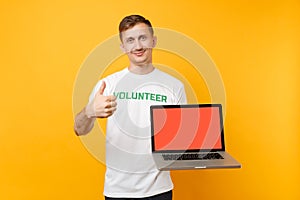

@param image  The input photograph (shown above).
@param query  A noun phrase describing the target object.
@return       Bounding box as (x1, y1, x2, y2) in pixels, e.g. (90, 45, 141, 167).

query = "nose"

(134, 40, 143, 50)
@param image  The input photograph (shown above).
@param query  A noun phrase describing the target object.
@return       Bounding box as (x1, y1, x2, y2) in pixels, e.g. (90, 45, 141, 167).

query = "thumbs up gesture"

(85, 81, 117, 118)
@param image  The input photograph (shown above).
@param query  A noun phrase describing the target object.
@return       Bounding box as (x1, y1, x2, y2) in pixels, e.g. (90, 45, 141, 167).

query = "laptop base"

(153, 152, 241, 171)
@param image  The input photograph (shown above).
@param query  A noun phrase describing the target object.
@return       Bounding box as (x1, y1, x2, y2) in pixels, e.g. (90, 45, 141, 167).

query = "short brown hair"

(119, 15, 154, 40)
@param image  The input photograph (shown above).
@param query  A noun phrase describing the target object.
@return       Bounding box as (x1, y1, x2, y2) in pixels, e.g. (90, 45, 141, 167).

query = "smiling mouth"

(132, 49, 146, 56)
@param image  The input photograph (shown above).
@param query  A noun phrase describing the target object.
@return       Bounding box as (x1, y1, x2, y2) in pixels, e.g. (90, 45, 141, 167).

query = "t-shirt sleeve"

(176, 83, 187, 104)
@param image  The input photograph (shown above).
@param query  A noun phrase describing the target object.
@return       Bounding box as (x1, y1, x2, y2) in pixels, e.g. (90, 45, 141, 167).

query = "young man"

(74, 15, 186, 200)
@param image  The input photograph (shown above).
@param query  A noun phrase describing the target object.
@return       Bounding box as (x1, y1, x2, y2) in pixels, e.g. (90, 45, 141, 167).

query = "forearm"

(74, 107, 96, 136)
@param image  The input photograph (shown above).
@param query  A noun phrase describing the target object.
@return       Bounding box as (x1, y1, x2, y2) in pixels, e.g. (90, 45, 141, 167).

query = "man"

(74, 15, 186, 200)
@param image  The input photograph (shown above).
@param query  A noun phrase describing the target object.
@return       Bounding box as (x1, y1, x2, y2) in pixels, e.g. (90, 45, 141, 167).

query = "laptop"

(150, 104, 241, 170)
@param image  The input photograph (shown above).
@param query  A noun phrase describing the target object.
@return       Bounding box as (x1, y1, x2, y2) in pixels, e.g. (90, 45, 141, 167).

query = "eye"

(126, 38, 134, 44)
(140, 35, 147, 41)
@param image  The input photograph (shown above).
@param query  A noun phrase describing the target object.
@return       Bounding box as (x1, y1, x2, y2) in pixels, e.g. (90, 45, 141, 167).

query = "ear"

(120, 43, 127, 53)
(152, 36, 157, 48)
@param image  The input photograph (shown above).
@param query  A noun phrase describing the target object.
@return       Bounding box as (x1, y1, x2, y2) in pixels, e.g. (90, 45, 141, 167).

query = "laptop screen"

(150, 104, 225, 152)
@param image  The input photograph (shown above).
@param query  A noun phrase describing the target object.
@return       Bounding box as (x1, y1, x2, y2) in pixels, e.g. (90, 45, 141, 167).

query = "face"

(120, 23, 157, 67)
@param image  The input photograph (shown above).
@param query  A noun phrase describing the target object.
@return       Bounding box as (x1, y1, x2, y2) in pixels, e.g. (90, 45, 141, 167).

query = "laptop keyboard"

(162, 152, 224, 161)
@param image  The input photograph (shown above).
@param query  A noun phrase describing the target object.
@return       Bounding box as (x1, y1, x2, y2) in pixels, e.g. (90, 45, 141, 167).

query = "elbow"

(74, 124, 89, 136)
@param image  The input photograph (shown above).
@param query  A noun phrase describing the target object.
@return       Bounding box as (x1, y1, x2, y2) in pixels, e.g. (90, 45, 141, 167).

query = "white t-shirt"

(89, 68, 187, 198)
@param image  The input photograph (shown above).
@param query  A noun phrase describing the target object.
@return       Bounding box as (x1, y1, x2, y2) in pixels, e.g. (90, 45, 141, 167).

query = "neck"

(128, 63, 155, 75)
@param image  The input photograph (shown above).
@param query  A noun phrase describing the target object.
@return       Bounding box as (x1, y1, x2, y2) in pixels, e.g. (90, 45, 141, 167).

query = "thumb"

(98, 81, 106, 95)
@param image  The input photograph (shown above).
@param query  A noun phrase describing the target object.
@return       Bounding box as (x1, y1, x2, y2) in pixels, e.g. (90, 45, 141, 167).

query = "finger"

(110, 101, 117, 108)
(103, 107, 117, 117)
(104, 95, 117, 102)
(106, 106, 117, 113)
(98, 81, 106, 95)
(104, 100, 117, 109)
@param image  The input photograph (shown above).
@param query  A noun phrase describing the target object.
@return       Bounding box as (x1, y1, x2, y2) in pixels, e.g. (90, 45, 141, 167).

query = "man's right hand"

(85, 81, 117, 118)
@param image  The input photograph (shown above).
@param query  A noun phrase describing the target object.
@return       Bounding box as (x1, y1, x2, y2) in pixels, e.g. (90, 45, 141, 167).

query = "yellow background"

(1, 0, 299, 199)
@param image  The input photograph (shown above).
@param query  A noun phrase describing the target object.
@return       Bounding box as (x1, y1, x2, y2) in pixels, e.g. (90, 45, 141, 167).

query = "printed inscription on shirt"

(113, 92, 167, 102)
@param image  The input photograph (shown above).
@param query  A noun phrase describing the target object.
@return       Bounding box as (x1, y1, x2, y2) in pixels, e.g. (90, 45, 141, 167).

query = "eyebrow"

(125, 34, 147, 40)
(138, 34, 147, 39)
(125, 36, 134, 40)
